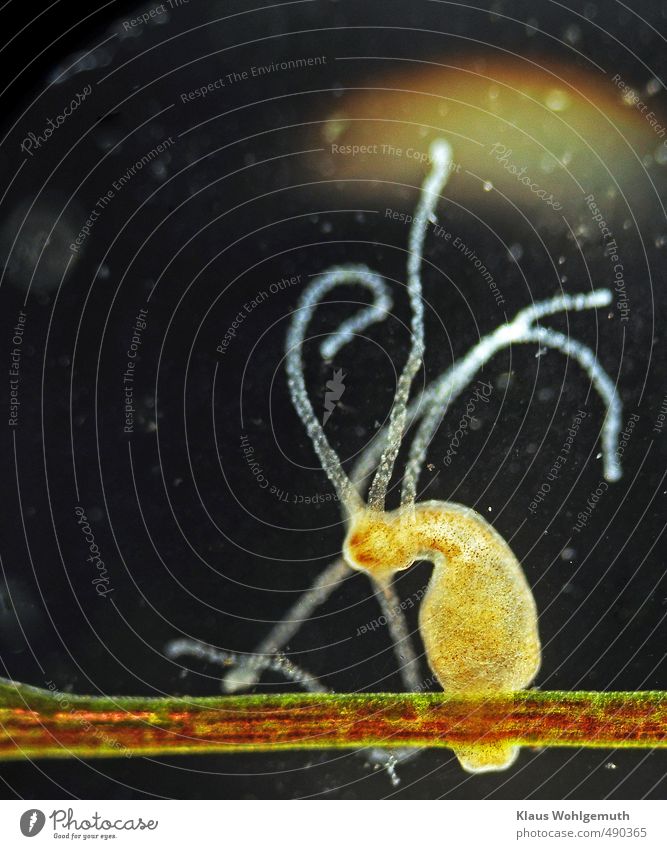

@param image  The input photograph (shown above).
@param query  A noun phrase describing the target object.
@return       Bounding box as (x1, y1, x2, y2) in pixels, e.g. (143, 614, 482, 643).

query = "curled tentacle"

(400, 288, 622, 505)
(285, 264, 392, 515)
(518, 325, 621, 483)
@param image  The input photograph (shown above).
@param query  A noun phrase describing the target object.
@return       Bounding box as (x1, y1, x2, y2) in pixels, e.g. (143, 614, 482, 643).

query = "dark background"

(0, 0, 665, 799)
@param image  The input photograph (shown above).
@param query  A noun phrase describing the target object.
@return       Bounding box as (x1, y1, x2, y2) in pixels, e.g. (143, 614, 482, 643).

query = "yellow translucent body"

(343, 500, 541, 772)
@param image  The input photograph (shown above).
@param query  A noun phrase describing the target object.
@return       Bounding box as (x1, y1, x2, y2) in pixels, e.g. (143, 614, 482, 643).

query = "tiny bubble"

(496, 371, 513, 390)
(545, 89, 571, 112)
(563, 24, 581, 44)
(646, 78, 661, 96)
(151, 160, 168, 180)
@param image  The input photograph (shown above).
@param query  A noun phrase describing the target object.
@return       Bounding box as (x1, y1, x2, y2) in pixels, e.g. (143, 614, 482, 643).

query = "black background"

(0, 0, 665, 799)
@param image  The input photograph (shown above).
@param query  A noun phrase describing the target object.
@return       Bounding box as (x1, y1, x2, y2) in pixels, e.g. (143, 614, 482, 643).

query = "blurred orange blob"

(314, 56, 662, 216)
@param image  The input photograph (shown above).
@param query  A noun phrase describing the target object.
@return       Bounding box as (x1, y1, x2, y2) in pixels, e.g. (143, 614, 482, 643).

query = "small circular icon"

(20, 810, 46, 837)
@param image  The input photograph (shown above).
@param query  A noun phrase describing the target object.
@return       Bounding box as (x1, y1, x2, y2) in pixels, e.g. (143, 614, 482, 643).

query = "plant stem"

(0, 678, 664, 760)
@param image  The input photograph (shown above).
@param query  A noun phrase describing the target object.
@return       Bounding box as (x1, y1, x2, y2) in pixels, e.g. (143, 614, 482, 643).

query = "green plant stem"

(0, 678, 664, 760)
